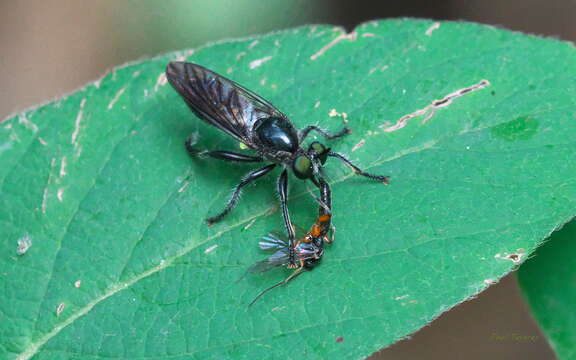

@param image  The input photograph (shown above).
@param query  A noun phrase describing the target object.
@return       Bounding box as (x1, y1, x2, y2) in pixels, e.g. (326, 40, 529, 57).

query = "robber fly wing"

(166, 62, 286, 146)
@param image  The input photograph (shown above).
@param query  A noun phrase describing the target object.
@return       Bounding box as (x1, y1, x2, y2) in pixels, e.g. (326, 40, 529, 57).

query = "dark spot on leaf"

(433, 98, 449, 106)
(336, 336, 344, 343)
(490, 90, 496, 96)
(507, 253, 521, 262)
(491, 116, 539, 141)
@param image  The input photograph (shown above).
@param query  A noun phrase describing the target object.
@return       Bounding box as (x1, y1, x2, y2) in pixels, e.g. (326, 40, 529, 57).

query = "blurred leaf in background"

(0, 0, 323, 120)
(519, 220, 576, 360)
(110, 0, 322, 62)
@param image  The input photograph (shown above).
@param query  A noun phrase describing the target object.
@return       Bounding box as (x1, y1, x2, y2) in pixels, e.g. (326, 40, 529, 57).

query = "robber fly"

(247, 176, 333, 306)
(166, 62, 388, 266)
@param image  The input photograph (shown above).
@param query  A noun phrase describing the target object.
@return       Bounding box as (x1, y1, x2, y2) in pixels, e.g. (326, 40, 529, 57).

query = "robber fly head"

(291, 141, 330, 180)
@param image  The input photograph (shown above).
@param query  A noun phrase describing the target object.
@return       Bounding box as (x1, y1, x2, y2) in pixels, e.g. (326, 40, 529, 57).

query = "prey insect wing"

(166, 62, 286, 148)
(259, 231, 289, 251)
(248, 231, 290, 273)
(248, 231, 321, 274)
(247, 249, 290, 274)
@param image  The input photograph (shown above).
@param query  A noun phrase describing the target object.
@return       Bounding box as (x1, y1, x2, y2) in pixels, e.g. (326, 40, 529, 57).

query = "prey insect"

(247, 176, 333, 306)
(166, 61, 388, 266)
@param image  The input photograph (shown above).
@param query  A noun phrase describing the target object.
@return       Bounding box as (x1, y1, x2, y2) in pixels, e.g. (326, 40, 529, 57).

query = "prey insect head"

(299, 236, 325, 269)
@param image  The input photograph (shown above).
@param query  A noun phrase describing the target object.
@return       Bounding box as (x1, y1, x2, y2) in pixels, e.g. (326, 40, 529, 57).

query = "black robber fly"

(247, 176, 334, 305)
(166, 61, 388, 266)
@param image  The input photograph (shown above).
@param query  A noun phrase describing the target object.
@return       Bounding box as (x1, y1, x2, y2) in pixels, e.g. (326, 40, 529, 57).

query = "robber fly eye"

(292, 155, 313, 179)
(308, 141, 329, 165)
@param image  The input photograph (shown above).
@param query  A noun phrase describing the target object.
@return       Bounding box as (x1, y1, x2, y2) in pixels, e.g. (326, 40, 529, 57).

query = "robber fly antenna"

(248, 268, 305, 307)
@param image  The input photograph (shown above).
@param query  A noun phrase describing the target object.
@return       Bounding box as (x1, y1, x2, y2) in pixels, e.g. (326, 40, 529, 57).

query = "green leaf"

(1, 19, 575, 359)
(518, 220, 576, 359)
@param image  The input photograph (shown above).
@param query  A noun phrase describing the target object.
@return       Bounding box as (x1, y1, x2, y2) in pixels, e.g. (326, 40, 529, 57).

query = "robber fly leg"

(315, 175, 332, 214)
(327, 151, 390, 184)
(299, 126, 351, 143)
(185, 138, 263, 163)
(326, 224, 336, 243)
(206, 164, 276, 225)
(194, 150, 263, 163)
(277, 169, 297, 266)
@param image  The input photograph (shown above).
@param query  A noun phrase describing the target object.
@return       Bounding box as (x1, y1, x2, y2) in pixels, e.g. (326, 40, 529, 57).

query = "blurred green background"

(2, 1, 575, 359)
